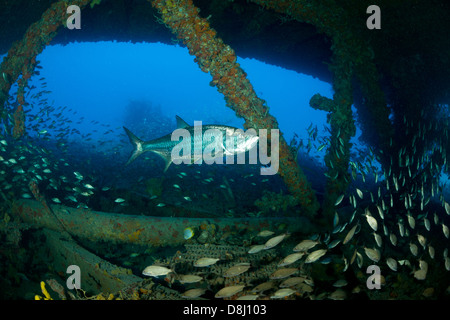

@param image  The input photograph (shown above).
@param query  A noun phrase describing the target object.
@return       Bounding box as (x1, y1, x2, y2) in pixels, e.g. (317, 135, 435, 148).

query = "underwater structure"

(0, 0, 449, 300)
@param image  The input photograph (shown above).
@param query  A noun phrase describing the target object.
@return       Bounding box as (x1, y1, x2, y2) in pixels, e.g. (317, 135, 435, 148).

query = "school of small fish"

(0, 75, 259, 217)
(1, 72, 449, 300)
(135, 111, 450, 300)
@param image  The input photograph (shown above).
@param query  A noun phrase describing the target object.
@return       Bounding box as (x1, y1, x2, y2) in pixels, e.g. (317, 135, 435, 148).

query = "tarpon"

(123, 116, 259, 171)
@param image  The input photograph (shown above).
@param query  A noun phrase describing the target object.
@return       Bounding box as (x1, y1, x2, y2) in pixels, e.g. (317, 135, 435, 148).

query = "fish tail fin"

(123, 127, 144, 165)
(151, 149, 173, 172)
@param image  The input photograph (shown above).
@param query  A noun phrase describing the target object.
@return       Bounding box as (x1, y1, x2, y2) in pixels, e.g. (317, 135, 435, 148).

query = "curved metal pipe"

(12, 199, 311, 247)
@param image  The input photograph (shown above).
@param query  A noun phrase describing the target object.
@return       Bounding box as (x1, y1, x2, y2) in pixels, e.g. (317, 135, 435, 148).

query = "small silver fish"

(407, 213, 415, 229)
(343, 224, 358, 245)
(248, 244, 265, 254)
(194, 257, 220, 267)
(386, 257, 398, 271)
(335, 194, 344, 206)
(142, 265, 172, 277)
(409, 243, 419, 256)
(373, 233, 382, 247)
(293, 239, 318, 252)
(365, 212, 378, 231)
(389, 233, 398, 246)
(182, 288, 206, 298)
(278, 253, 305, 267)
(257, 230, 275, 237)
(215, 285, 245, 298)
(263, 233, 288, 250)
(270, 288, 296, 299)
(224, 263, 251, 277)
(178, 274, 203, 284)
(442, 223, 449, 239)
(364, 247, 380, 263)
(305, 249, 327, 263)
(356, 188, 363, 199)
(270, 267, 298, 279)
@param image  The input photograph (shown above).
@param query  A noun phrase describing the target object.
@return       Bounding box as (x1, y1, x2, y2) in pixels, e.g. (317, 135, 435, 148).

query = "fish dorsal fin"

(176, 116, 190, 129)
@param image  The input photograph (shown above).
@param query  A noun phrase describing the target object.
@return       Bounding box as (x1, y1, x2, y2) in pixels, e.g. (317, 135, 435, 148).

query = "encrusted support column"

(150, 0, 320, 217)
(0, 0, 92, 138)
(309, 88, 354, 222)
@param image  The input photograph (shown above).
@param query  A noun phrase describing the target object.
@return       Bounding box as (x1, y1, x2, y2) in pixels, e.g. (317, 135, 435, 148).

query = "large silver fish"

(123, 116, 259, 171)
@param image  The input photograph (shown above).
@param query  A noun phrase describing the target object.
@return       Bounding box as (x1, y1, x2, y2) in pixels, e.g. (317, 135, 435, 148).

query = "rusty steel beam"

(42, 228, 143, 295)
(12, 199, 311, 247)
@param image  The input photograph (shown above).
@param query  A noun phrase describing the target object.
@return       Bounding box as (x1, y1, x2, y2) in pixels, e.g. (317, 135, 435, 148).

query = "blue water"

(0, 42, 342, 217)
(0, 41, 406, 218)
(26, 41, 336, 145)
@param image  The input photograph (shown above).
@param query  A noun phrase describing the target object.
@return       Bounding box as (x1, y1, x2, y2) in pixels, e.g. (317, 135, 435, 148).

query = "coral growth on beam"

(0, 0, 92, 138)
